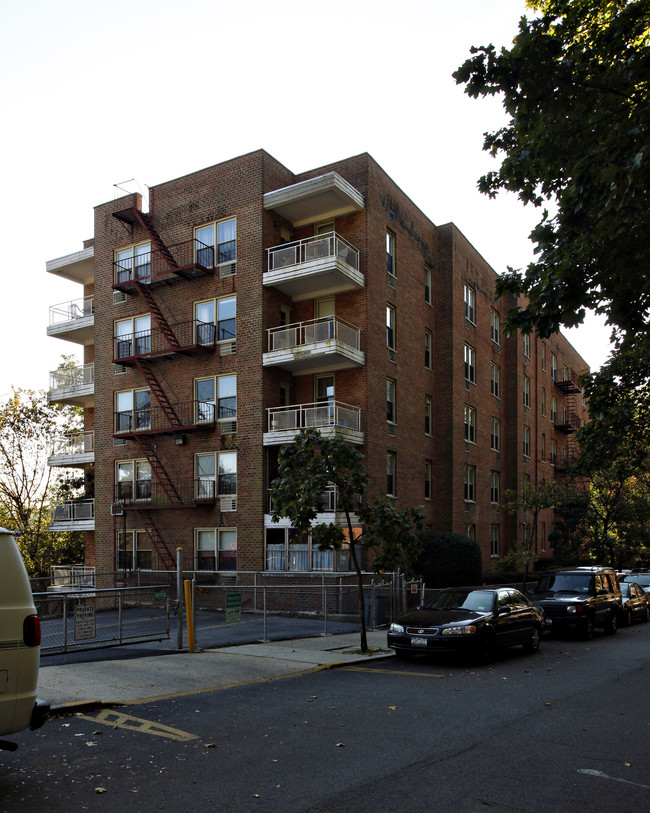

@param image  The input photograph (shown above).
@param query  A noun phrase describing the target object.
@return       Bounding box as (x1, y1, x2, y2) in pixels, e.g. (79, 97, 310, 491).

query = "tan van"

(0, 528, 49, 750)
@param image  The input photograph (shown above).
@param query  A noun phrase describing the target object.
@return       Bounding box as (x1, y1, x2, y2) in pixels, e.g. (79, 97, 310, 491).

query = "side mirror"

(498, 606, 512, 615)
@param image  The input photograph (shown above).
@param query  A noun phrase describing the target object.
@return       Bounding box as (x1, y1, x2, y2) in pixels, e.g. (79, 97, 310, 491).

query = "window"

(195, 451, 237, 500)
(387, 452, 396, 496)
(115, 315, 151, 359)
(424, 266, 432, 305)
(464, 284, 476, 324)
(551, 438, 557, 465)
(491, 310, 501, 345)
(541, 343, 546, 371)
(425, 330, 432, 369)
(523, 375, 531, 408)
(386, 230, 395, 277)
(523, 333, 531, 359)
(551, 396, 557, 425)
(465, 524, 476, 541)
(387, 379, 396, 424)
(464, 405, 476, 444)
(194, 296, 236, 342)
(196, 528, 237, 571)
(464, 344, 476, 385)
(491, 418, 500, 452)
(490, 471, 500, 504)
(116, 530, 151, 571)
(541, 387, 546, 416)
(386, 305, 396, 350)
(491, 363, 500, 399)
(425, 396, 432, 436)
(115, 389, 151, 433)
(265, 527, 347, 572)
(523, 425, 531, 458)
(490, 524, 500, 557)
(195, 375, 236, 423)
(464, 465, 476, 502)
(541, 433, 546, 460)
(195, 218, 236, 267)
(115, 242, 151, 284)
(116, 459, 152, 502)
(551, 353, 558, 381)
(425, 460, 432, 500)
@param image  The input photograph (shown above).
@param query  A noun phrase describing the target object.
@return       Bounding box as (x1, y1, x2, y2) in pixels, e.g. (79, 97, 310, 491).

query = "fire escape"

(111, 200, 218, 569)
(554, 369, 582, 471)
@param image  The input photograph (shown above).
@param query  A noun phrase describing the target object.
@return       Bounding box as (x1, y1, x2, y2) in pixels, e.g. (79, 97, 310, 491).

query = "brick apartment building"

(45, 150, 588, 581)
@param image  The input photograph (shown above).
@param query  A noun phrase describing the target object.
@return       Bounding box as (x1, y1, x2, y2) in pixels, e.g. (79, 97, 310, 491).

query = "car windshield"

(625, 575, 650, 587)
(424, 590, 495, 613)
(534, 573, 594, 594)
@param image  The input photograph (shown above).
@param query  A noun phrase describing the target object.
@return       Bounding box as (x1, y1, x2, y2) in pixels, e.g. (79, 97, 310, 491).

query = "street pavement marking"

(578, 768, 650, 790)
(77, 710, 199, 742)
(344, 666, 446, 678)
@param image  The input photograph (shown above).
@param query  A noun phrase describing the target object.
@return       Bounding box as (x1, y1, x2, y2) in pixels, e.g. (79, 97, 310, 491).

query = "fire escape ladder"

(134, 358, 183, 427)
(139, 512, 176, 570)
(133, 436, 184, 505)
(134, 281, 182, 351)
(131, 208, 179, 271)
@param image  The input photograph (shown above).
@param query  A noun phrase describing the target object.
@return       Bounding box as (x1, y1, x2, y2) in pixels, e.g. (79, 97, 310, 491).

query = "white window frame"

(491, 310, 501, 345)
(464, 284, 476, 324)
(464, 405, 476, 444)
(490, 471, 500, 504)
(194, 218, 237, 268)
(491, 363, 500, 399)
(491, 418, 500, 452)
(464, 344, 476, 385)
(523, 425, 531, 459)
(195, 527, 237, 571)
(464, 465, 476, 503)
(523, 375, 531, 408)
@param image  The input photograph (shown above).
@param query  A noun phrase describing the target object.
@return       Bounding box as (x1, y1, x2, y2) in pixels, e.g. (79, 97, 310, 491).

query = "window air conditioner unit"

(110, 504, 124, 516)
(221, 420, 237, 435)
(113, 290, 127, 305)
(220, 341, 236, 356)
(219, 262, 236, 277)
(220, 496, 237, 512)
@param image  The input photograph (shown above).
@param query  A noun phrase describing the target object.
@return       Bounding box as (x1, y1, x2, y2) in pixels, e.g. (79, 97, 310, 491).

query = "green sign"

(154, 590, 168, 601)
(226, 592, 241, 624)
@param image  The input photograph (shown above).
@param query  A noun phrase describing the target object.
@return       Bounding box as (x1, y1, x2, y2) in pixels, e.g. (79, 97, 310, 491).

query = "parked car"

(0, 529, 49, 750)
(387, 586, 544, 661)
(529, 566, 621, 639)
(621, 572, 650, 597)
(619, 581, 650, 625)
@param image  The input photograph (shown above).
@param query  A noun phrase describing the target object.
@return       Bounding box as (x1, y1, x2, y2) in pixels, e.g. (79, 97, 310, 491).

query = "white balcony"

(48, 499, 95, 532)
(47, 296, 94, 345)
(263, 317, 364, 375)
(48, 363, 94, 407)
(264, 172, 364, 228)
(264, 401, 363, 446)
(48, 431, 95, 468)
(46, 246, 94, 285)
(265, 484, 360, 528)
(264, 232, 363, 301)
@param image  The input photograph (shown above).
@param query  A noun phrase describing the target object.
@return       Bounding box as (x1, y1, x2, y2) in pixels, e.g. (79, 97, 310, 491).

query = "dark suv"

(529, 567, 621, 639)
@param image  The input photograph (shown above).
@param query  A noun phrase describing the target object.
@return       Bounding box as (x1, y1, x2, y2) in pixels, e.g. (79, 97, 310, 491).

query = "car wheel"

(394, 649, 416, 661)
(643, 607, 650, 623)
(523, 625, 541, 654)
(581, 616, 595, 640)
(604, 611, 618, 635)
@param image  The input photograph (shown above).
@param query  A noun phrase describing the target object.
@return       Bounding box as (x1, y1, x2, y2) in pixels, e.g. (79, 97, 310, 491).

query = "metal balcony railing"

(49, 296, 94, 325)
(268, 484, 339, 514)
(50, 499, 95, 523)
(267, 316, 361, 352)
(113, 400, 233, 435)
(113, 319, 217, 361)
(113, 479, 232, 507)
(49, 363, 94, 392)
(113, 239, 216, 286)
(51, 431, 95, 456)
(267, 401, 361, 433)
(266, 232, 359, 274)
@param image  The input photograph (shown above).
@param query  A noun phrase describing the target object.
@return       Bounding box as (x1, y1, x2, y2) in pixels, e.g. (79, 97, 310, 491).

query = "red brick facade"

(47, 150, 588, 578)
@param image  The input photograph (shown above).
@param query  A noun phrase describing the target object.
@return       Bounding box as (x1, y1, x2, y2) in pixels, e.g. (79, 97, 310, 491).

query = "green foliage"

(0, 387, 84, 576)
(454, 0, 650, 343)
(270, 428, 424, 650)
(414, 532, 483, 588)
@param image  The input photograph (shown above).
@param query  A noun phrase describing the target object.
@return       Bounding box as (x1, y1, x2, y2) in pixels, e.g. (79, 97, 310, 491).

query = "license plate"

(411, 637, 428, 647)
(545, 618, 552, 625)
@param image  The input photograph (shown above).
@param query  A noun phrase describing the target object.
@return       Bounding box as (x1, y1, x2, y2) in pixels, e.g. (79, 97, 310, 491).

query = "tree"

(0, 388, 84, 576)
(499, 481, 559, 588)
(414, 532, 483, 588)
(270, 428, 424, 652)
(454, 0, 649, 344)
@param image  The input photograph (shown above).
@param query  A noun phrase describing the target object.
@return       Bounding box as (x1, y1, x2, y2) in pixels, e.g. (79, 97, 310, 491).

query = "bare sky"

(0, 0, 612, 399)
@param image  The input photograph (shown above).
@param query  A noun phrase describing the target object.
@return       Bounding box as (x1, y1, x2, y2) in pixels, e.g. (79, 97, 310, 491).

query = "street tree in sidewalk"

(270, 428, 424, 652)
(0, 387, 84, 576)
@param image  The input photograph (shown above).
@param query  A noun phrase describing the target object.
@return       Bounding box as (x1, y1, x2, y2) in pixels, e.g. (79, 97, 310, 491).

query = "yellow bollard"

(184, 579, 195, 652)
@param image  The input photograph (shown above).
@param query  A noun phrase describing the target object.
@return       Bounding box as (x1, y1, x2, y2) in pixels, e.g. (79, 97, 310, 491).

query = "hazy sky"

(0, 0, 612, 399)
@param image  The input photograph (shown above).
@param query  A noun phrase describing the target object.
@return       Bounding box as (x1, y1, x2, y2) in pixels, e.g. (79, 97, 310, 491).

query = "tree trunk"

(346, 510, 368, 652)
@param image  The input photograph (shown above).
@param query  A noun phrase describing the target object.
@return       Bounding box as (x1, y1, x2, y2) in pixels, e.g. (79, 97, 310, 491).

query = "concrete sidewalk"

(39, 631, 392, 712)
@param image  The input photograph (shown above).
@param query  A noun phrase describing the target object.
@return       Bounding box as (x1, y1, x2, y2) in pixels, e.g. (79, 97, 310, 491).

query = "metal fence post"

(118, 593, 123, 643)
(63, 597, 68, 653)
(262, 586, 268, 642)
(322, 574, 328, 636)
(176, 547, 183, 649)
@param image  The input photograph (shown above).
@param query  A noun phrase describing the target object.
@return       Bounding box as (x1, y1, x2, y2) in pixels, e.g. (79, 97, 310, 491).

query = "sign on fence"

(226, 593, 241, 624)
(74, 604, 96, 641)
